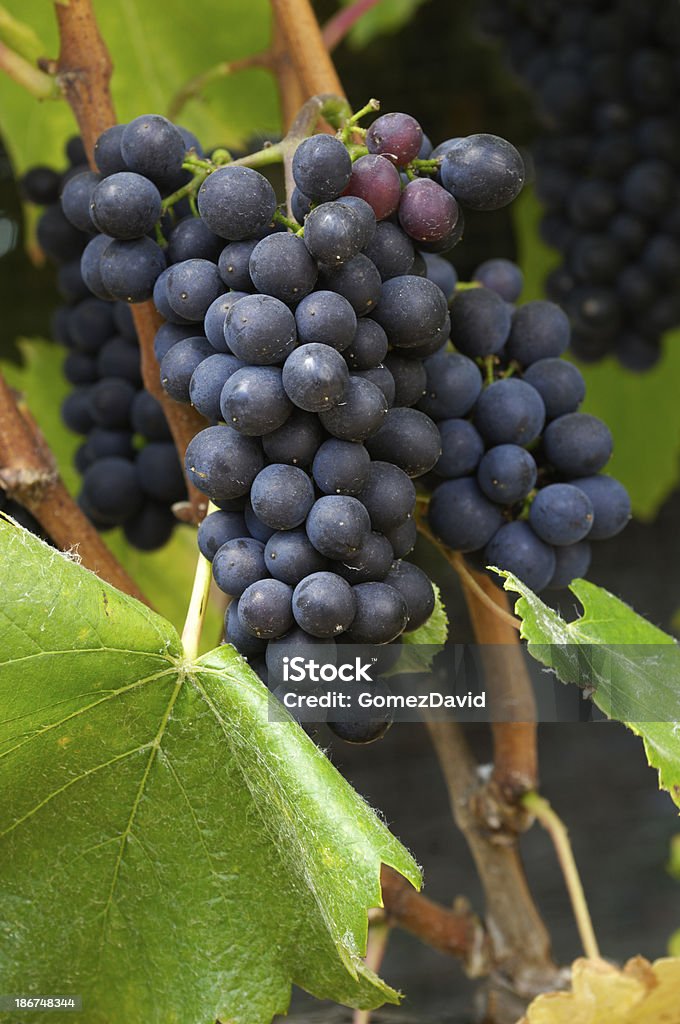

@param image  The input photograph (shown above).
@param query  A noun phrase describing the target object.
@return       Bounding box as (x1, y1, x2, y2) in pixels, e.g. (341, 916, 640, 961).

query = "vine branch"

(0, 373, 147, 601)
(322, 0, 383, 51)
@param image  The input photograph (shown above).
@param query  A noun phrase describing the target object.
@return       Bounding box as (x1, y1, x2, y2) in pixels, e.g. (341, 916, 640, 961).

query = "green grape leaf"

(0, 0, 280, 174)
(513, 189, 680, 521)
(495, 569, 680, 811)
(387, 583, 448, 676)
(339, 0, 430, 48)
(0, 516, 420, 1024)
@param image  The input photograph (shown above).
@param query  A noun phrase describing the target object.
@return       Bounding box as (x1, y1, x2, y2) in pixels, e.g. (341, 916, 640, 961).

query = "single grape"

(204, 291, 248, 352)
(418, 352, 482, 419)
(90, 172, 162, 239)
(123, 501, 176, 552)
(358, 461, 416, 533)
(386, 518, 417, 558)
(93, 124, 127, 175)
(220, 366, 293, 435)
(37, 203, 86, 263)
(184, 425, 264, 501)
(21, 165, 61, 205)
(440, 134, 525, 210)
(249, 233, 318, 305)
(266, 627, 337, 685)
(189, 352, 243, 420)
(485, 521, 556, 593)
(371, 274, 448, 348)
(398, 179, 460, 244)
(96, 337, 141, 385)
(197, 165, 277, 240)
(282, 343, 349, 412)
(217, 239, 257, 292)
(543, 413, 613, 477)
(547, 541, 592, 590)
(346, 582, 408, 644)
(244, 500, 276, 543)
(238, 579, 294, 640)
(366, 112, 423, 166)
(261, 410, 324, 467)
(62, 389, 95, 434)
(384, 352, 427, 406)
(160, 336, 213, 403)
(167, 216, 223, 264)
(317, 254, 382, 315)
(449, 287, 512, 357)
(474, 379, 546, 447)
(319, 376, 387, 441)
(153, 268, 193, 325)
(87, 428, 134, 460)
(292, 572, 357, 637)
(292, 134, 353, 201)
(429, 478, 504, 552)
(306, 495, 371, 559)
(64, 351, 98, 386)
(294, 290, 357, 351)
(620, 159, 674, 218)
(365, 408, 442, 478)
(304, 202, 366, 265)
(165, 258, 224, 322)
(264, 530, 327, 585)
(68, 297, 116, 353)
(522, 358, 586, 419)
(100, 237, 166, 302)
(334, 532, 394, 584)
(225, 599, 267, 657)
(570, 475, 631, 539)
(250, 464, 315, 530)
(423, 253, 458, 300)
(197, 509, 248, 561)
(384, 561, 435, 631)
(327, 691, 393, 744)
(506, 301, 570, 366)
(344, 154, 402, 220)
(213, 537, 267, 596)
(312, 439, 371, 496)
(88, 377, 136, 429)
(80, 234, 114, 300)
(135, 442, 186, 503)
(435, 419, 485, 478)
(529, 483, 594, 545)
(61, 170, 100, 233)
(291, 188, 312, 224)
(362, 222, 415, 281)
(120, 114, 186, 188)
(477, 444, 537, 505)
(81, 457, 143, 526)
(225, 293, 297, 365)
(472, 258, 524, 302)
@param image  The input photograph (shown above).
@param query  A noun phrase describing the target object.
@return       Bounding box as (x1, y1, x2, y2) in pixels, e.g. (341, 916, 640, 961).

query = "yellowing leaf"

(520, 956, 680, 1024)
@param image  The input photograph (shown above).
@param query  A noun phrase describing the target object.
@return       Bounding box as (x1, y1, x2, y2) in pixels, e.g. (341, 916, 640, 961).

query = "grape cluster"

(70, 107, 525, 740)
(22, 140, 185, 550)
(424, 258, 631, 592)
(479, 0, 680, 369)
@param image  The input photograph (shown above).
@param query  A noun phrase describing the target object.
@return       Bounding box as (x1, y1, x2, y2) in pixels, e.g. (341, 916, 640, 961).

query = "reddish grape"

(366, 112, 424, 167)
(343, 155, 401, 221)
(398, 179, 460, 244)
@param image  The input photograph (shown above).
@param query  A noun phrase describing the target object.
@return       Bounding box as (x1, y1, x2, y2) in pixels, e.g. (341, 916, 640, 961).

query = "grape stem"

(522, 793, 601, 961)
(181, 503, 218, 660)
(0, 373, 149, 603)
(0, 40, 59, 98)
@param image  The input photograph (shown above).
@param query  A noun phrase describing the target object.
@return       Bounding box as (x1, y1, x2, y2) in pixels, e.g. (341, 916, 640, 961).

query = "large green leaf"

(0, 516, 420, 1024)
(0, 0, 280, 173)
(497, 569, 680, 811)
(513, 189, 680, 521)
